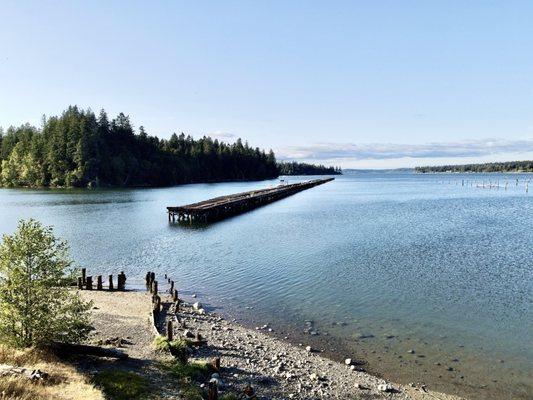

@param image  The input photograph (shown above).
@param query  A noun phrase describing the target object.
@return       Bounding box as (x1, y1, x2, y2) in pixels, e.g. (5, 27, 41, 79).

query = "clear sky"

(1, 1, 532, 168)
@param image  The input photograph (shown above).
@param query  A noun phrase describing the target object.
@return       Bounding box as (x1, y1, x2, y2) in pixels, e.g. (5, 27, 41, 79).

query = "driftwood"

(0, 364, 49, 381)
(50, 342, 128, 359)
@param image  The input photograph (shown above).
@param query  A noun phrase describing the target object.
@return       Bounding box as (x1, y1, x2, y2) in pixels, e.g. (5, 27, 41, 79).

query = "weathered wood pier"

(167, 177, 334, 223)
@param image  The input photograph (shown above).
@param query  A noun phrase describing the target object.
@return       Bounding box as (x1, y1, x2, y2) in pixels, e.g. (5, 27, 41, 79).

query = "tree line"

(0, 106, 341, 188)
(0, 106, 279, 188)
(415, 161, 533, 173)
(278, 161, 341, 175)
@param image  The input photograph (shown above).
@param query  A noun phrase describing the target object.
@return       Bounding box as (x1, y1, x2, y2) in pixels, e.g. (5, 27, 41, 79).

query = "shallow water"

(0, 172, 531, 399)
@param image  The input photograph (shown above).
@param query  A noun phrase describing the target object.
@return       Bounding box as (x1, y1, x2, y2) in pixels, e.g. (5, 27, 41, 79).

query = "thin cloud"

(207, 131, 236, 141)
(277, 139, 533, 161)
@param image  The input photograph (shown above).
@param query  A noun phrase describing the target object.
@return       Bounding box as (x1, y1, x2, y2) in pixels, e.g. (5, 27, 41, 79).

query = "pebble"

(378, 383, 395, 392)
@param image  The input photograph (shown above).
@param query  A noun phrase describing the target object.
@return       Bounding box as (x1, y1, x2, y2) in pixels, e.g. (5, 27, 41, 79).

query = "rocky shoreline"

(175, 298, 464, 399)
(82, 288, 465, 399)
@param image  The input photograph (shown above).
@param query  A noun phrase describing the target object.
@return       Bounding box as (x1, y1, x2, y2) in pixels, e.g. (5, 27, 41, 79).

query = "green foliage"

(0, 219, 92, 348)
(278, 161, 342, 175)
(93, 370, 149, 400)
(220, 394, 239, 400)
(169, 360, 210, 382)
(0, 106, 279, 188)
(415, 160, 533, 173)
(180, 384, 205, 400)
(153, 336, 190, 363)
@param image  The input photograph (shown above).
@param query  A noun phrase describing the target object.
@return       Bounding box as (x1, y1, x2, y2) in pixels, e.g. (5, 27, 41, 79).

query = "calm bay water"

(0, 172, 531, 399)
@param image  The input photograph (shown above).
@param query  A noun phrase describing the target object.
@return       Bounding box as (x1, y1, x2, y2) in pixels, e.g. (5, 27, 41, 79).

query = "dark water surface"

(0, 172, 531, 399)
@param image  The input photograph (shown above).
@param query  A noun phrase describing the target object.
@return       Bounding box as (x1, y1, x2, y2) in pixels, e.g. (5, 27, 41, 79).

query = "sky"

(1, 1, 533, 168)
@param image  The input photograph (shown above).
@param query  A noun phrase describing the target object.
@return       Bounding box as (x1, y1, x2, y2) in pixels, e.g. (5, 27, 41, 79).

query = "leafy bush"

(0, 219, 92, 348)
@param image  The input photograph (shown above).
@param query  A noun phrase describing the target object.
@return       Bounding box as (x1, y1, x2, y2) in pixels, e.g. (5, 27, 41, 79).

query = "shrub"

(0, 219, 92, 348)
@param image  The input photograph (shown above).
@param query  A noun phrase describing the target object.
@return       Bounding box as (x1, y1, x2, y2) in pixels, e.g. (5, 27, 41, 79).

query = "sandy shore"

(80, 289, 465, 400)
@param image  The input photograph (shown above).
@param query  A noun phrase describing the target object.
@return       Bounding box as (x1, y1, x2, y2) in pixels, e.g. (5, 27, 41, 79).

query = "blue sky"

(1, 1, 532, 168)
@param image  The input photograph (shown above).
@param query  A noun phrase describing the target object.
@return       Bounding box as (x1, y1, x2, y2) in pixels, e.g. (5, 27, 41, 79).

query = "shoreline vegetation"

(415, 160, 533, 173)
(0, 106, 339, 189)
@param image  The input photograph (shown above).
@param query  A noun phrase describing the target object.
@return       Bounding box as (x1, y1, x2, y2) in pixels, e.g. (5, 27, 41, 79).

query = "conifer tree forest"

(0, 106, 282, 188)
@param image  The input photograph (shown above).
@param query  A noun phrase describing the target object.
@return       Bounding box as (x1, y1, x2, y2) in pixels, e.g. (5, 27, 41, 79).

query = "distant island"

(278, 161, 342, 175)
(0, 106, 338, 188)
(415, 160, 533, 173)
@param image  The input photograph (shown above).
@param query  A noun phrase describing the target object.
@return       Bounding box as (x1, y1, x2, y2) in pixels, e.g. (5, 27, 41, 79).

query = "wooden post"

(85, 276, 93, 290)
(195, 332, 202, 342)
(211, 357, 220, 372)
(145, 272, 151, 289)
(117, 271, 126, 291)
(172, 289, 178, 302)
(108, 275, 114, 290)
(77, 277, 83, 289)
(152, 280, 158, 295)
(152, 295, 161, 315)
(96, 275, 103, 290)
(81, 268, 86, 285)
(167, 320, 173, 341)
(170, 280, 174, 294)
(208, 381, 218, 400)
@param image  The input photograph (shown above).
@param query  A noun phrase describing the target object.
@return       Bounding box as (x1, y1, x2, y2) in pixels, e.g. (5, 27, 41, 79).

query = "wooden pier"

(167, 178, 334, 223)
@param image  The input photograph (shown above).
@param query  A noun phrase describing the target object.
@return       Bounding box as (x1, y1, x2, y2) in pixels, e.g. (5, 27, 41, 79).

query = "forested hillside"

(415, 161, 533, 173)
(0, 106, 279, 187)
(278, 161, 341, 175)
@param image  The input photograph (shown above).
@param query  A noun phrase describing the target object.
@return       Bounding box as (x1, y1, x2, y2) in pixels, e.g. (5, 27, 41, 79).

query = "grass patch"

(169, 360, 210, 382)
(180, 383, 205, 400)
(220, 394, 239, 400)
(92, 370, 148, 400)
(0, 344, 103, 400)
(153, 336, 190, 363)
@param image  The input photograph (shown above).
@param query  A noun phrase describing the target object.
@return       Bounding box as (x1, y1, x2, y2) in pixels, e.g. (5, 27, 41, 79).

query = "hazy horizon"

(1, 1, 533, 168)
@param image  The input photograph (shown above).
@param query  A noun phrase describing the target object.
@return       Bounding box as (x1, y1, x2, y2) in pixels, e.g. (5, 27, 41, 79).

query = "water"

(0, 172, 531, 399)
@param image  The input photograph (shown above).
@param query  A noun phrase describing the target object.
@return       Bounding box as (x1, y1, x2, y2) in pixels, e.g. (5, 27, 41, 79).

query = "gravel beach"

(81, 289, 465, 400)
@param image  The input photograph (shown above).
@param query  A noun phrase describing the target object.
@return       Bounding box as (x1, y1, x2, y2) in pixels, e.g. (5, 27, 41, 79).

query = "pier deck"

(167, 177, 334, 223)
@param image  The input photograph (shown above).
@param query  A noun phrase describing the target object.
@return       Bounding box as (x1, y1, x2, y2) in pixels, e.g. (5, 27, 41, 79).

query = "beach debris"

(192, 293, 197, 298)
(0, 365, 49, 381)
(378, 383, 395, 393)
(193, 302, 202, 310)
(407, 349, 415, 354)
(344, 358, 352, 365)
(305, 345, 312, 352)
